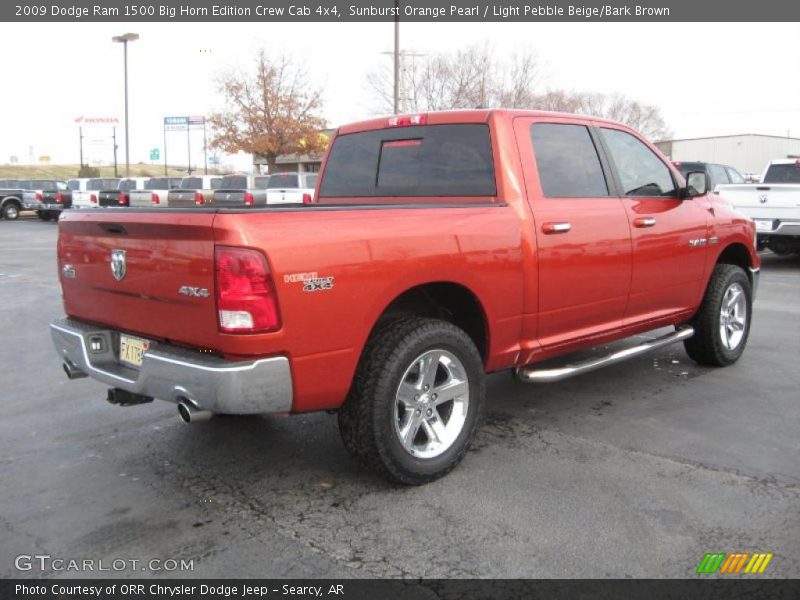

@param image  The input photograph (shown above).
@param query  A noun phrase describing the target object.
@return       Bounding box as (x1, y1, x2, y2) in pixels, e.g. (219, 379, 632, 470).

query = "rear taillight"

(215, 246, 281, 333)
(35, 192, 43, 202)
(54, 192, 64, 204)
(195, 192, 204, 205)
(388, 114, 427, 127)
(90, 194, 97, 204)
(244, 192, 254, 206)
(151, 193, 159, 205)
(119, 193, 128, 205)
(302, 193, 312, 204)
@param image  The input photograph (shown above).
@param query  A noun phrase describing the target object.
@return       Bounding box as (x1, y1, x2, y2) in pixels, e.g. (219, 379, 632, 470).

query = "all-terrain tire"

(338, 317, 485, 485)
(684, 264, 752, 367)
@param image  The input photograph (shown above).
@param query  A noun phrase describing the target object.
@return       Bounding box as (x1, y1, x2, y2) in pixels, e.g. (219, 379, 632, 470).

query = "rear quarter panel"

(212, 206, 524, 411)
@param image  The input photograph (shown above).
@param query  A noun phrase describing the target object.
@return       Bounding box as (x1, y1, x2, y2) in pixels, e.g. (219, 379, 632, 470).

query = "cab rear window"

(763, 163, 800, 184)
(319, 124, 496, 199)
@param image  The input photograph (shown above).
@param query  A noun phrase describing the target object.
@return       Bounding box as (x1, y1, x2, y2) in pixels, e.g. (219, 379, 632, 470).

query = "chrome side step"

(515, 327, 694, 383)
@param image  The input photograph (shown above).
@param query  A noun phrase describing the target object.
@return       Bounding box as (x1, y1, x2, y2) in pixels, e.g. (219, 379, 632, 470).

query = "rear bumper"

(23, 202, 63, 211)
(755, 220, 800, 237)
(50, 317, 293, 414)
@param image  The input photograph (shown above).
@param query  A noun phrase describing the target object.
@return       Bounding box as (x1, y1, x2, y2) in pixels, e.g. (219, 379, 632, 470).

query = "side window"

(707, 164, 730, 188)
(600, 128, 677, 197)
(530, 123, 609, 197)
(726, 167, 745, 184)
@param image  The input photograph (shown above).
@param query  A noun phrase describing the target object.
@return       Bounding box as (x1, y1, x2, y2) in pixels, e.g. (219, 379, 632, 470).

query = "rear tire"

(2, 202, 20, 220)
(338, 317, 484, 485)
(684, 264, 752, 366)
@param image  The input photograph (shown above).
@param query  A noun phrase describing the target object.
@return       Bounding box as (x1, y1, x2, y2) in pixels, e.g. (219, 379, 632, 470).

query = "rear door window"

(530, 123, 609, 197)
(319, 124, 496, 198)
(600, 128, 677, 197)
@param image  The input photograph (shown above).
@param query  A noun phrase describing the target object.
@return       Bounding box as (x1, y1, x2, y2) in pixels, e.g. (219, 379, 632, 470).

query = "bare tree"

(209, 50, 327, 171)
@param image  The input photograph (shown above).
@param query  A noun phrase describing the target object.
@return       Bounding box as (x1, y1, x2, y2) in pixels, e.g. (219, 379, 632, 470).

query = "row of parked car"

(0, 172, 319, 221)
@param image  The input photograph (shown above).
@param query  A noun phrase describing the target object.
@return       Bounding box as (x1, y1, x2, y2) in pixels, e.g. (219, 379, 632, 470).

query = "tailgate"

(58, 211, 219, 349)
(98, 192, 124, 207)
(718, 184, 800, 218)
(168, 190, 200, 207)
(267, 189, 304, 204)
(213, 190, 248, 207)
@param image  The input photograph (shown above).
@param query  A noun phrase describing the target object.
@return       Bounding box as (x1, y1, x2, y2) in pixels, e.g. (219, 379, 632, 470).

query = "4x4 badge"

(110, 249, 127, 281)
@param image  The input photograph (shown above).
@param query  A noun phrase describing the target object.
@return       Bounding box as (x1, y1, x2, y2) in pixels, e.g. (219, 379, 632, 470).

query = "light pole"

(112, 33, 139, 177)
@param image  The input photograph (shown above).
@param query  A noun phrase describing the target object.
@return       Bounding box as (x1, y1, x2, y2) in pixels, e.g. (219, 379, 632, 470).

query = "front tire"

(338, 317, 485, 485)
(684, 264, 752, 366)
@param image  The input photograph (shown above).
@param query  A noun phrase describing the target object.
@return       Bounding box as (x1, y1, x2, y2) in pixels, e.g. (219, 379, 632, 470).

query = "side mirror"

(683, 171, 708, 198)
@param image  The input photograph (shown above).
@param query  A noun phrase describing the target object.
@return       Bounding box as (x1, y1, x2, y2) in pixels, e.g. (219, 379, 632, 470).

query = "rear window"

(305, 173, 318, 188)
(88, 179, 120, 191)
(180, 177, 202, 189)
(268, 174, 298, 188)
(210, 177, 222, 189)
(220, 175, 248, 189)
(254, 176, 272, 189)
(147, 178, 172, 189)
(763, 163, 800, 184)
(319, 124, 496, 198)
(30, 180, 58, 189)
(67, 180, 81, 191)
(119, 179, 140, 191)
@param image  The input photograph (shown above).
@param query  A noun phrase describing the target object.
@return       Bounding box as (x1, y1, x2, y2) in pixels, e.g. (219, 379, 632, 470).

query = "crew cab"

(265, 171, 317, 204)
(715, 159, 800, 255)
(98, 178, 150, 208)
(167, 175, 222, 207)
(128, 177, 183, 208)
(71, 178, 121, 209)
(0, 179, 30, 220)
(22, 179, 69, 220)
(211, 174, 271, 207)
(50, 110, 759, 484)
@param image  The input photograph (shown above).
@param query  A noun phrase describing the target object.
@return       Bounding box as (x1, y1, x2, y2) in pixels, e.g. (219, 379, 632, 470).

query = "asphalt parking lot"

(1, 215, 799, 579)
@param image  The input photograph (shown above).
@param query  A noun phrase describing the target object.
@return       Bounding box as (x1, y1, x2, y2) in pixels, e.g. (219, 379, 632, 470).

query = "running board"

(515, 327, 694, 383)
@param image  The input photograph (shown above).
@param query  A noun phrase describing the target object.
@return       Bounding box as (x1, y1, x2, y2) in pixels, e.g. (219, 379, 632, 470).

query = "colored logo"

(696, 552, 773, 574)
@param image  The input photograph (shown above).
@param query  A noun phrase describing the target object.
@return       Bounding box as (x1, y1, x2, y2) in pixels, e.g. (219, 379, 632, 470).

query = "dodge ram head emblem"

(759, 194, 768, 204)
(110, 249, 127, 281)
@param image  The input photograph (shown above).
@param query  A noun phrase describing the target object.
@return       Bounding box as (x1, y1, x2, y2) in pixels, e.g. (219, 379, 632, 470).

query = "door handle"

(633, 217, 656, 228)
(542, 222, 571, 234)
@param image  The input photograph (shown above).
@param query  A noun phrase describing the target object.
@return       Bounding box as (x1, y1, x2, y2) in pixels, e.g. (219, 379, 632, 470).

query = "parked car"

(167, 175, 223, 207)
(713, 159, 800, 255)
(0, 180, 30, 220)
(22, 179, 69, 220)
(673, 161, 746, 192)
(128, 177, 184, 208)
(266, 171, 317, 204)
(98, 178, 150, 208)
(50, 110, 759, 484)
(71, 178, 121, 209)
(211, 174, 271, 207)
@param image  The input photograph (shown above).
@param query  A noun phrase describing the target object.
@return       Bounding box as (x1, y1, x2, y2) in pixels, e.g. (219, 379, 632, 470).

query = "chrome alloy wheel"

(719, 282, 747, 350)
(393, 349, 470, 459)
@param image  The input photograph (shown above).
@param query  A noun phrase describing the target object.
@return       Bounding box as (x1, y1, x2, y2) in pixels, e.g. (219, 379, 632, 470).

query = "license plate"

(755, 219, 773, 232)
(119, 334, 150, 368)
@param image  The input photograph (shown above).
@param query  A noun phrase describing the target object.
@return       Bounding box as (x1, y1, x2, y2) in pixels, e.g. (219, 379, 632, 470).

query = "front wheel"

(684, 264, 752, 366)
(338, 317, 485, 485)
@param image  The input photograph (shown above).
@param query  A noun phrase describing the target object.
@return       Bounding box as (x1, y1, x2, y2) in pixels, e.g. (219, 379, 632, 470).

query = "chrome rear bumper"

(50, 317, 293, 414)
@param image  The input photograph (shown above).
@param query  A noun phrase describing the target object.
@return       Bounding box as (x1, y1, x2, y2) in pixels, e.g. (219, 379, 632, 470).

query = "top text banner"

(5, 0, 800, 22)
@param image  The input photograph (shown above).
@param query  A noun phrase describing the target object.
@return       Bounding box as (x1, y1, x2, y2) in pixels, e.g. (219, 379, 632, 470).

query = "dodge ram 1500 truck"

(50, 110, 759, 484)
(22, 180, 69, 220)
(128, 177, 184, 208)
(167, 175, 223, 207)
(98, 178, 150, 207)
(0, 180, 29, 220)
(71, 178, 121, 209)
(211, 175, 272, 207)
(715, 159, 800, 255)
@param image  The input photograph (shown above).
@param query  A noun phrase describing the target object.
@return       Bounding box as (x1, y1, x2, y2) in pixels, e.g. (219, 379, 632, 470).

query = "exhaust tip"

(177, 398, 212, 424)
(63, 360, 88, 380)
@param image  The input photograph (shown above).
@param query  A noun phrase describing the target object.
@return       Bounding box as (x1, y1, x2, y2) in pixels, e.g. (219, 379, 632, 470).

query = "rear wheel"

(2, 202, 20, 220)
(684, 264, 752, 366)
(338, 317, 484, 485)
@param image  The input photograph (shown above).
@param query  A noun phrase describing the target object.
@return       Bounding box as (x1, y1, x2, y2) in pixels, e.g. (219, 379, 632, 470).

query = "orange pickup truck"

(51, 110, 759, 484)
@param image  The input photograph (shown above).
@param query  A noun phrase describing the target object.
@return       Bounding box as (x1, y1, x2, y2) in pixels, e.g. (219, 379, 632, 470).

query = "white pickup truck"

(266, 171, 317, 204)
(71, 178, 121, 209)
(717, 159, 800, 255)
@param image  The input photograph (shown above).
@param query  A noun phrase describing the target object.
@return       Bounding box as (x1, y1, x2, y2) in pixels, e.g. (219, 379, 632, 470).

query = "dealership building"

(655, 134, 800, 176)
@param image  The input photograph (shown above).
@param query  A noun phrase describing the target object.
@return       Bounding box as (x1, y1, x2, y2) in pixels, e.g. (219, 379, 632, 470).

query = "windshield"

(763, 163, 800, 184)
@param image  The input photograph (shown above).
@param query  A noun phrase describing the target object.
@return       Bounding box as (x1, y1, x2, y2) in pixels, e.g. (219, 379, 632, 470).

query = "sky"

(1, 21, 798, 172)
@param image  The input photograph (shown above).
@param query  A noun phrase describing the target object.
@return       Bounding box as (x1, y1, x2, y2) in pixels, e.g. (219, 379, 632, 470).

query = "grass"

(0, 164, 225, 180)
